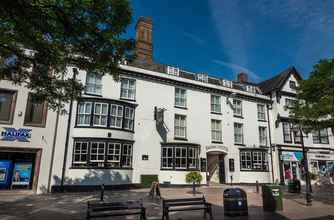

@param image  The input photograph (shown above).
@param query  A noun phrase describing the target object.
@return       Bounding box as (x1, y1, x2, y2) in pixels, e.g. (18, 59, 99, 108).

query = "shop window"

(233, 99, 242, 117)
(124, 107, 134, 130)
(110, 104, 123, 128)
(234, 123, 244, 144)
(161, 147, 174, 169)
(93, 103, 108, 127)
(161, 145, 199, 171)
(85, 73, 102, 95)
(211, 95, 221, 113)
(121, 144, 132, 168)
(175, 87, 187, 108)
(71, 140, 133, 169)
(240, 150, 268, 171)
(0, 89, 17, 124)
(120, 78, 136, 100)
(24, 93, 48, 127)
(106, 143, 121, 167)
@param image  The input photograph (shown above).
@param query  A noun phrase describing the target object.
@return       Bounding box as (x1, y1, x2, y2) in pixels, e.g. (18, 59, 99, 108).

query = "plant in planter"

(185, 171, 203, 195)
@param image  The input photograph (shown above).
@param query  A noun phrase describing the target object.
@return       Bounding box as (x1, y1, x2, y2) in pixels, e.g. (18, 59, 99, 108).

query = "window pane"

(24, 94, 46, 125)
(121, 78, 136, 100)
(0, 90, 15, 122)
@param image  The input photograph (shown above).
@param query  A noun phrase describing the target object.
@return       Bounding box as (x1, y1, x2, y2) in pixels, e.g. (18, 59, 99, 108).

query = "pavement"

(0, 185, 334, 220)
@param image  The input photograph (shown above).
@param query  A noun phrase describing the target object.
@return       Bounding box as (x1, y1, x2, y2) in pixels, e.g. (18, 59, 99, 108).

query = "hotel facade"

(0, 17, 333, 193)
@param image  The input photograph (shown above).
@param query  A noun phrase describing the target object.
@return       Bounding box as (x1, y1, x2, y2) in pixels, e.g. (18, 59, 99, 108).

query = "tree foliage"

(0, 0, 134, 109)
(292, 59, 334, 131)
(185, 171, 202, 184)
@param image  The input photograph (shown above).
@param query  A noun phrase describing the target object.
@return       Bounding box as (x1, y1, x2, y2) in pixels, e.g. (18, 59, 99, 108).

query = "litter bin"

(288, 179, 301, 193)
(223, 188, 248, 216)
(262, 184, 283, 211)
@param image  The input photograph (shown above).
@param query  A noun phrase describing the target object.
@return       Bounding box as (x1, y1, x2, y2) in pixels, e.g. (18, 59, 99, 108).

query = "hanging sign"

(281, 151, 303, 162)
(1, 127, 31, 142)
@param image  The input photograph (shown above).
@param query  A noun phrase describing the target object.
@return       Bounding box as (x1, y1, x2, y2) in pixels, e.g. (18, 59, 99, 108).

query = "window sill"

(212, 141, 224, 144)
(234, 115, 244, 119)
(211, 111, 222, 115)
(120, 97, 136, 102)
(258, 119, 267, 122)
(235, 143, 246, 146)
(74, 125, 135, 133)
(313, 142, 330, 145)
(174, 105, 187, 110)
(23, 123, 46, 128)
(174, 137, 188, 141)
(160, 168, 200, 172)
(0, 120, 13, 125)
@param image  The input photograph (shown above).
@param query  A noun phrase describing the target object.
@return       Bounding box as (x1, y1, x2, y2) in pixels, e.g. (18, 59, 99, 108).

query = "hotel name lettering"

(1, 127, 32, 142)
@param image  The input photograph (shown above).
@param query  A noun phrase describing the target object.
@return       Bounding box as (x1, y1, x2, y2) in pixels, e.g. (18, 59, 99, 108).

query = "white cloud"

(212, 59, 261, 81)
(182, 32, 206, 46)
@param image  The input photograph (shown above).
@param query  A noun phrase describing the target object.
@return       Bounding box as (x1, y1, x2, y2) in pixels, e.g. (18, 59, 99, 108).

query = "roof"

(257, 66, 302, 94)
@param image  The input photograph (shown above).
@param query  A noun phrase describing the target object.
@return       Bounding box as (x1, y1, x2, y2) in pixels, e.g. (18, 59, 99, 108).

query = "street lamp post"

(298, 126, 312, 206)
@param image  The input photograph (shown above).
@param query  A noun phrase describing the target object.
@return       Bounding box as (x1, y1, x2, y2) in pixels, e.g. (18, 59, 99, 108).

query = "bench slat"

(163, 198, 204, 203)
(165, 201, 206, 207)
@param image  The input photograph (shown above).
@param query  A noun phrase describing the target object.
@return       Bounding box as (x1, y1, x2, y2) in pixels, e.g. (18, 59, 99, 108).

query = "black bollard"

(230, 175, 233, 186)
(192, 182, 196, 196)
(100, 184, 105, 201)
(256, 181, 259, 193)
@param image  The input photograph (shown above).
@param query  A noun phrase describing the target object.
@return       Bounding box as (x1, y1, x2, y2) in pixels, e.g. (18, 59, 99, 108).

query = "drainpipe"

(60, 68, 78, 191)
(47, 103, 60, 193)
(266, 103, 275, 183)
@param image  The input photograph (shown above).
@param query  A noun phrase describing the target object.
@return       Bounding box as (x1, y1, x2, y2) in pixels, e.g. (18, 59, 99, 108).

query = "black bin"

(223, 188, 248, 216)
(288, 179, 301, 193)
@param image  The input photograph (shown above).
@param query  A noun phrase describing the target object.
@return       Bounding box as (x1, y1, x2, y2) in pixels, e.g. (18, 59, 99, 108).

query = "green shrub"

(140, 175, 158, 188)
(185, 171, 202, 184)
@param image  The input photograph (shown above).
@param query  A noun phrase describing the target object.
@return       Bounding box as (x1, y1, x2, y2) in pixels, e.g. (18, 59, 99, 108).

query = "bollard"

(230, 175, 233, 186)
(100, 184, 105, 201)
(192, 182, 196, 196)
(256, 181, 259, 193)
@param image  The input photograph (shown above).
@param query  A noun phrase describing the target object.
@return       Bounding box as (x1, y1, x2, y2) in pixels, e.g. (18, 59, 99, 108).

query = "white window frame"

(175, 87, 187, 108)
(73, 141, 88, 165)
(234, 123, 244, 144)
(77, 102, 92, 126)
(259, 126, 267, 146)
(188, 147, 199, 169)
(90, 142, 105, 162)
(211, 119, 222, 142)
(240, 151, 252, 170)
(283, 122, 292, 142)
(174, 114, 187, 138)
(93, 103, 108, 127)
(107, 143, 121, 166)
(110, 104, 123, 128)
(120, 78, 136, 100)
(85, 73, 102, 95)
(233, 99, 243, 117)
(211, 95, 221, 113)
(257, 104, 266, 121)
(175, 147, 187, 169)
(124, 107, 134, 130)
(122, 144, 132, 168)
(252, 151, 263, 170)
(161, 146, 174, 169)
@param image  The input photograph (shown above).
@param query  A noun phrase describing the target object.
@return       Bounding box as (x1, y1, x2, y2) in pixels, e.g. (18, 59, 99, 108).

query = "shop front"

(279, 151, 303, 184)
(308, 151, 334, 176)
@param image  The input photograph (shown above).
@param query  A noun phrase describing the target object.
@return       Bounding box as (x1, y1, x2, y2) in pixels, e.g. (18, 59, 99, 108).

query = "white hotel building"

(1, 17, 333, 193)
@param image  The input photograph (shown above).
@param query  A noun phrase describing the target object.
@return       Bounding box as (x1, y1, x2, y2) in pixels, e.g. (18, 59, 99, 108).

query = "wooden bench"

(162, 196, 213, 220)
(87, 200, 146, 220)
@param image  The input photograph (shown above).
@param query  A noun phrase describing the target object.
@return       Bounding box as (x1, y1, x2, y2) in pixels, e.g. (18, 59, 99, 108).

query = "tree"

(186, 171, 203, 195)
(0, 0, 134, 109)
(292, 59, 334, 132)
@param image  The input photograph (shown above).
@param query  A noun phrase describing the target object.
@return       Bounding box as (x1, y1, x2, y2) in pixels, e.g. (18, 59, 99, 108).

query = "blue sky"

(125, 0, 334, 83)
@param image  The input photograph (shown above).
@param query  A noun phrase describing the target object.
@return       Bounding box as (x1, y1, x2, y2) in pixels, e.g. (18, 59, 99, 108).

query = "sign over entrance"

(206, 145, 228, 153)
(1, 128, 31, 142)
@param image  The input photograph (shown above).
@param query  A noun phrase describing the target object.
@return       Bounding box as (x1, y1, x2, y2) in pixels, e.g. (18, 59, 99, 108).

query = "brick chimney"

(135, 16, 153, 63)
(237, 72, 248, 83)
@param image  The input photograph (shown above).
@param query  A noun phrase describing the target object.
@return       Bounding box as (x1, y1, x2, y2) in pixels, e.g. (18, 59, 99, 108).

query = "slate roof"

(257, 66, 302, 94)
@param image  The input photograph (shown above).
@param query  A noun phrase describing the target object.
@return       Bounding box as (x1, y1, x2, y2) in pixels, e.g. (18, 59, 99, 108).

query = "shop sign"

(1, 127, 31, 142)
(12, 163, 32, 186)
(281, 151, 303, 162)
(206, 145, 228, 153)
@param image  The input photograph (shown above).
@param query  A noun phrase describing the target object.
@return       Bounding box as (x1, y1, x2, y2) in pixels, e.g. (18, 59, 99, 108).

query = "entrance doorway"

(207, 151, 226, 184)
(0, 148, 42, 192)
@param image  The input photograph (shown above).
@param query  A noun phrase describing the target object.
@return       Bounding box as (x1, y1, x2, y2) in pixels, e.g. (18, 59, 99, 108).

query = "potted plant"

(185, 171, 203, 195)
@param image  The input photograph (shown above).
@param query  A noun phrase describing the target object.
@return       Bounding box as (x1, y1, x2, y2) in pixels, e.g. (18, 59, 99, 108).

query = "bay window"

(77, 102, 92, 126)
(240, 150, 268, 171)
(93, 103, 108, 126)
(110, 104, 123, 128)
(124, 107, 134, 130)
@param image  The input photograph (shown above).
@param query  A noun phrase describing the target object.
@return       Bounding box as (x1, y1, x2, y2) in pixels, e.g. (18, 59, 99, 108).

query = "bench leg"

(208, 205, 213, 220)
(203, 208, 207, 219)
(141, 207, 146, 220)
